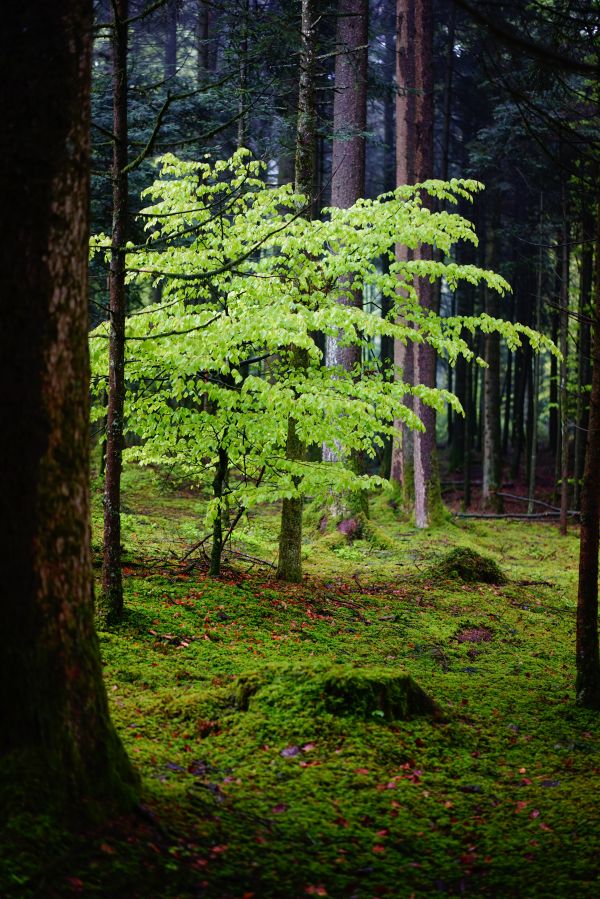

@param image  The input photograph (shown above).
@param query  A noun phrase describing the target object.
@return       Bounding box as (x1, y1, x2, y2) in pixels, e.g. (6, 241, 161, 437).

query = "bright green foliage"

(90, 150, 554, 534)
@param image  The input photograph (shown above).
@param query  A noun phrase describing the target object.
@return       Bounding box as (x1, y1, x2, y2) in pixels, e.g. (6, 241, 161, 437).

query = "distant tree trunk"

(574, 198, 594, 510)
(559, 200, 570, 535)
(165, 0, 178, 82)
(575, 188, 600, 709)
(0, 0, 136, 812)
(323, 0, 368, 502)
(391, 0, 416, 503)
(102, 0, 129, 622)
(277, 0, 317, 583)
(482, 215, 503, 511)
(237, 0, 249, 148)
(527, 195, 544, 514)
(196, 0, 210, 77)
(209, 449, 229, 577)
(411, 0, 442, 528)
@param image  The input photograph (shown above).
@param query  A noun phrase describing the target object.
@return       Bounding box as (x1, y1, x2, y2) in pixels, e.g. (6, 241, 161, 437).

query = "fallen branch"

(454, 510, 580, 520)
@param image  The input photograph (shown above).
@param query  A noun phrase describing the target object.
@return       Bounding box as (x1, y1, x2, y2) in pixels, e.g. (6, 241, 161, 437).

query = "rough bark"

(575, 189, 600, 709)
(277, 0, 317, 583)
(527, 195, 543, 514)
(0, 0, 136, 813)
(102, 0, 129, 622)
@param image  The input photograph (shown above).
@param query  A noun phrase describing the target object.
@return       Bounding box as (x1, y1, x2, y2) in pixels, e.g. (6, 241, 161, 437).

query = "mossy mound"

(432, 547, 507, 585)
(231, 664, 437, 722)
(320, 667, 438, 721)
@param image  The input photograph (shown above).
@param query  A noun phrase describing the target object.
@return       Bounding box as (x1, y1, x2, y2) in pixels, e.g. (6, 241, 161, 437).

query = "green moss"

(431, 546, 508, 584)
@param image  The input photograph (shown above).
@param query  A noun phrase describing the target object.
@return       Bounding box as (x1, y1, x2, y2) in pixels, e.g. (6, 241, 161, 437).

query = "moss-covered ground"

(3, 467, 600, 898)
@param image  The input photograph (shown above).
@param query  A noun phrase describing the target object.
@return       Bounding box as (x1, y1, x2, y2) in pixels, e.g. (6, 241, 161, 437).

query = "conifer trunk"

(559, 197, 570, 535)
(102, 0, 129, 622)
(0, 0, 136, 812)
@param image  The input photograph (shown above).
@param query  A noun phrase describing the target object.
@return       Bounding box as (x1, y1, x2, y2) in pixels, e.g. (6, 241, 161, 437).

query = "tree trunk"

(196, 0, 210, 78)
(323, 0, 368, 507)
(324, 0, 368, 390)
(559, 199, 570, 535)
(575, 188, 600, 709)
(210, 449, 229, 577)
(102, 0, 129, 623)
(482, 216, 503, 511)
(391, 0, 416, 504)
(165, 0, 178, 82)
(527, 195, 543, 513)
(277, 0, 317, 583)
(0, 0, 136, 813)
(411, 0, 442, 528)
(574, 197, 594, 510)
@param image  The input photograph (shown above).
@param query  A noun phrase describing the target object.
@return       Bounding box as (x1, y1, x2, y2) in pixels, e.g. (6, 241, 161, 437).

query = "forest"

(1, 0, 600, 896)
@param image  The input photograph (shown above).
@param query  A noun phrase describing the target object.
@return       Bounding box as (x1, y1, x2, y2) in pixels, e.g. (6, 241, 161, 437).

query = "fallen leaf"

(281, 745, 301, 758)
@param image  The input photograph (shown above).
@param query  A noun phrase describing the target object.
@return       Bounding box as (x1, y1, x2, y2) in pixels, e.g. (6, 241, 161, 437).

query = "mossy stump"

(432, 547, 507, 585)
(321, 669, 438, 721)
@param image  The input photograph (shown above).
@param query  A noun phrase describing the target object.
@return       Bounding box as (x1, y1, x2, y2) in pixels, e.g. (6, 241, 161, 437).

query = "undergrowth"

(2, 467, 598, 899)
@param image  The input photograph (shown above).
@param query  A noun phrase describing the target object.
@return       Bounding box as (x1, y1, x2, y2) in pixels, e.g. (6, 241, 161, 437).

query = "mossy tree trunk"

(0, 0, 137, 814)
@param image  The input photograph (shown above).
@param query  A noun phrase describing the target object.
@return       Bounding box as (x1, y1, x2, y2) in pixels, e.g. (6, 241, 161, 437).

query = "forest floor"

(3, 465, 600, 898)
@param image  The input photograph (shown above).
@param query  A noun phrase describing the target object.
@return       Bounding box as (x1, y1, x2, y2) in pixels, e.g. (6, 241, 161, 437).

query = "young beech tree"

(91, 151, 553, 580)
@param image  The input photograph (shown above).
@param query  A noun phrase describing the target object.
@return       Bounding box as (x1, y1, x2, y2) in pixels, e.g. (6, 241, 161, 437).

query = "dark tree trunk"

(102, 0, 129, 623)
(559, 203, 570, 535)
(482, 216, 503, 511)
(323, 0, 368, 492)
(210, 449, 229, 577)
(324, 0, 368, 388)
(165, 0, 178, 82)
(277, 0, 317, 583)
(390, 0, 416, 500)
(0, 0, 136, 813)
(196, 0, 210, 77)
(411, 0, 442, 528)
(574, 199, 594, 509)
(575, 189, 600, 709)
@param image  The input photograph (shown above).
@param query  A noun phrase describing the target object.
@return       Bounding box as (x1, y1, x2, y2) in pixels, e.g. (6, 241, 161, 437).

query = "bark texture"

(0, 1, 136, 812)
(102, 0, 129, 621)
(575, 190, 600, 709)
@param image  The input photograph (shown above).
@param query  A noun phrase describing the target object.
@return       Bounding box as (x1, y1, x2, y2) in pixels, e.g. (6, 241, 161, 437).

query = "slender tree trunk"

(209, 449, 229, 577)
(528, 195, 543, 513)
(277, 0, 317, 583)
(391, 0, 416, 501)
(575, 188, 600, 708)
(237, 0, 249, 149)
(560, 198, 570, 535)
(574, 198, 594, 509)
(482, 216, 503, 511)
(102, 0, 129, 622)
(0, 0, 136, 812)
